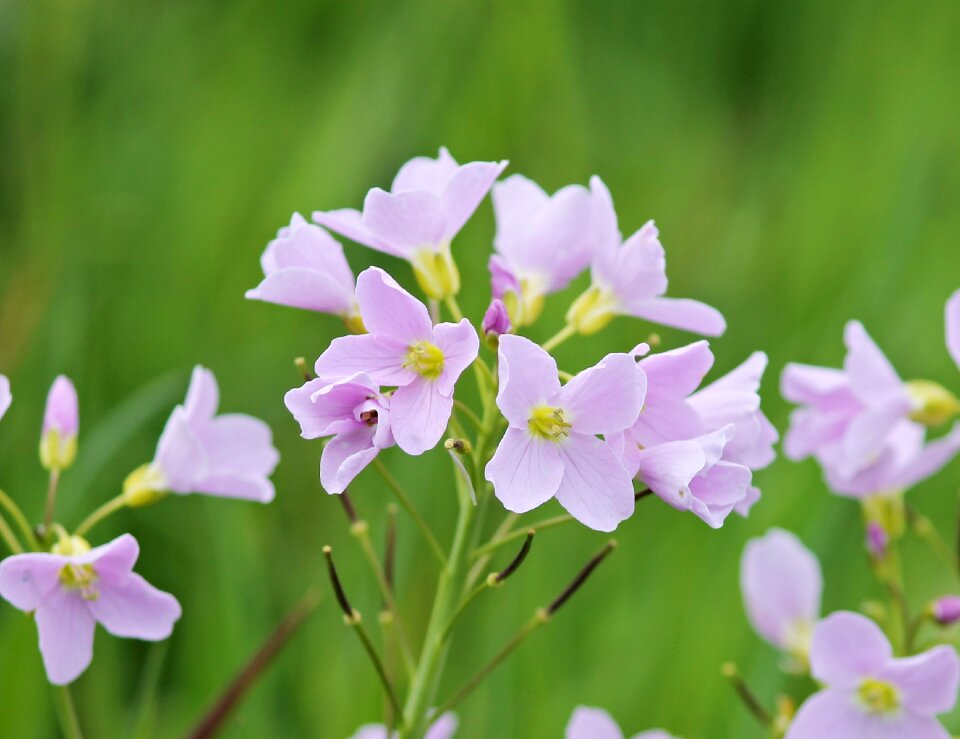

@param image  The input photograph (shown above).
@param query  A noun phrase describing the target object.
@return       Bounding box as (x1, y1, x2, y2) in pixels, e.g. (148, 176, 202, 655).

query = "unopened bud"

(931, 595, 960, 626)
(906, 379, 960, 426)
(865, 522, 888, 559)
(122, 463, 169, 508)
(40, 376, 79, 472)
(481, 299, 511, 346)
(444, 438, 472, 455)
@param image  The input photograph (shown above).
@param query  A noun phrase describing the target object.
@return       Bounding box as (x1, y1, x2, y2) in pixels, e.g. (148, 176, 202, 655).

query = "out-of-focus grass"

(2, 1, 960, 736)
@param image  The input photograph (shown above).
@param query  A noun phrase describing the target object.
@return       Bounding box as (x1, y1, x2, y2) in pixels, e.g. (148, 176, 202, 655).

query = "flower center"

(404, 341, 445, 380)
(359, 409, 379, 426)
(527, 405, 571, 440)
(411, 242, 460, 300)
(565, 285, 620, 335)
(52, 536, 100, 601)
(857, 678, 899, 714)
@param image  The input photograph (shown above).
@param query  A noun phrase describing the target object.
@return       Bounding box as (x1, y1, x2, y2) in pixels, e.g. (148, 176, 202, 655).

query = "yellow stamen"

(411, 242, 460, 300)
(528, 405, 572, 440)
(565, 285, 619, 335)
(857, 677, 899, 714)
(52, 536, 99, 601)
(404, 341, 445, 380)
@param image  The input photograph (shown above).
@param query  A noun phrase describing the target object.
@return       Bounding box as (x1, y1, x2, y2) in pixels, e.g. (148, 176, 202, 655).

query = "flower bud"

(411, 242, 460, 300)
(865, 521, 888, 559)
(932, 595, 960, 625)
(906, 379, 960, 426)
(122, 463, 169, 508)
(39, 376, 78, 472)
(482, 299, 511, 346)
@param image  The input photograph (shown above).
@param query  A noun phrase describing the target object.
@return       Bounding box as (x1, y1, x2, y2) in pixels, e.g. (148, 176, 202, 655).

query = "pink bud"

(43, 376, 79, 438)
(482, 299, 511, 338)
(865, 522, 888, 559)
(933, 596, 960, 625)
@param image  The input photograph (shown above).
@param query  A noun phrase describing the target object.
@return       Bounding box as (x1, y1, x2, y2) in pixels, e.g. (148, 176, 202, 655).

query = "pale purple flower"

(481, 298, 511, 340)
(741, 529, 822, 662)
(0, 375, 10, 422)
(0, 534, 181, 685)
(786, 611, 959, 739)
(284, 372, 393, 494)
(608, 342, 756, 527)
(565, 177, 725, 337)
(349, 712, 458, 739)
(932, 596, 960, 626)
(487, 174, 594, 327)
(246, 213, 362, 331)
(313, 148, 507, 299)
(40, 375, 79, 471)
(948, 289, 960, 371)
(485, 335, 644, 532)
(127, 366, 279, 504)
(314, 267, 479, 455)
(566, 706, 678, 739)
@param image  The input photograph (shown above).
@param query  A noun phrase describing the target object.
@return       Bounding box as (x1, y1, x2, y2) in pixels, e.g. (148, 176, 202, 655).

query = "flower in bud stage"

(565, 706, 678, 739)
(485, 335, 644, 532)
(487, 175, 594, 327)
(284, 372, 393, 494)
(565, 177, 726, 337)
(0, 534, 181, 685)
(481, 298, 511, 344)
(0, 375, 10, 421)
(741, 530, 822, 667)
(932, 596, 960, 626)
(313, 147, 507, 300)
(865, 521, 888, 559)
(39, 375, 79, 472)
(349, 712, 458, 739)
(245, 213, 363, 333)
(126, 366, 279, 504)
(786, 611, 959, 739)
(314, 267, 479, 455)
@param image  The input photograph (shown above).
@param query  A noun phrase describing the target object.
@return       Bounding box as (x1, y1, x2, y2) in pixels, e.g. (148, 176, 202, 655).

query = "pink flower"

(565, 706, 677, 739)
(245, 213, 362, 332)
(0, 375, 10, 422)
(485, 335, 644, 532)
(565, 177, 725, 337)
(488, 174, 594, 326)
(314, 267, 479, 455)
(0, 534, 181, 685)
(932, 596, 960, 626)
(313, 147, 507, 299)
(126, 366, 279, 504)
(40, 375, 79, 471)
(284, 373, 393, 494)
(349, 712, 458, 739)
(481, 298, 511, 341)
(947, 289, 960, 371)
(741, 529, 822, 662)
(786, 611, 959, 739)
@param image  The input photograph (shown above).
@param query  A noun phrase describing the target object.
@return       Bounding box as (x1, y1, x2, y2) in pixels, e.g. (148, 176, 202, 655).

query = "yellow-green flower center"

(565, 285, 619, 335)
(527, 405, 571, 440)
(404, 341, 445, 380)
(411, 242, 460, 300)
(502, 275, 547, 328)
(906, 379, 960, 426)
(52, 536, 100, 601)
(857, 678, 899, 714)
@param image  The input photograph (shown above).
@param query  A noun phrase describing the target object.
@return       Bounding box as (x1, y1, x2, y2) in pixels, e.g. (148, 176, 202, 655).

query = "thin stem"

(721, 662, 772, 729)
(372, 458, 446, 566)
(44, 469, 61, 533)
(54, 685, 84, 739)
(74, 494, 127, 538)
(0, 488, 39, 550)
(541, 324, 577, 353)
(0, 511, 23, 554)
(443, 295, 464, 322)
(908, 507, 959, 578)
(452, 399, 483, 432)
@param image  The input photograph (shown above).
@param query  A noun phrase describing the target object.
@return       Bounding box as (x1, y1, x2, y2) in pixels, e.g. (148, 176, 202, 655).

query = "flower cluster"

(0, 368, 278, 684)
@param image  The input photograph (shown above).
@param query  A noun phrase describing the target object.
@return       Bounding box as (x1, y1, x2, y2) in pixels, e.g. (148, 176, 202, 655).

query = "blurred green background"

(2, 0, 960, 736)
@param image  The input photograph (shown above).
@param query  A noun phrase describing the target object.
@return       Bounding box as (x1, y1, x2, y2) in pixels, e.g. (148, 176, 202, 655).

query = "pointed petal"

(555, 435, 635, 532)
(362, 188, 446, 256)
(485, 427, 563, 513)
(314, 334, 413, 386)
(844, 320, 903, 400)
(879, 645, 960, 715)
(440, 160, 508, 239)
(320, 428, 380, 494)
(629, 297, 726, 337)
(389, 381, 453, 455)
(356, 267, 433, 343)
(558, 353, 645, 434)
(35, 589, 97, 684)
(432, 319, 480, 397)
(496, 335, 561, 426)
(0, 553, 67, 612)
(566, 706, 624, 739)
(810, 611, 892, 688)
(89, 573, 181, 640)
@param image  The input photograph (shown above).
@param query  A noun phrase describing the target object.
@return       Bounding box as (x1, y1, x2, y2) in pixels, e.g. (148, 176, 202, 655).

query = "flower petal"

(314, 334, 413, 387)
(440, 160, 507, 240)
(356, 267, 433, 344)
(432, 319, 480, 397)
(389, 380, 453, 455)
(555, 435, 635, 532)
(391, 147, 460, 194)
(0, 552, 67, 612)
(947, 289, 960, 371)
(284, 375, 375, 439)
(320, 428, 380, 494)
(312, 207, 403, 257)
(628, 297, 726, 337)
(76, 533, 140, 574)
(784, 689, 871, 739)
(639, 341, 714, 400)
(35, 588, 97, 685)
(781, 363, 851, 406)
(810, 611, 892, 688)
(183, 366, 219, 421)
(891, 422, 960, 490)
(89, 573, 181, 641)
(485, 427, 563, 514)
(155, 408, 208, 492)
(245, 268, 355, 315)
(558, 353, 645, 434)
(879, 645, 960, 716)
(565, 706, 624, 739)
(496, 335, 561, 427)
(635, 439, 705, 506)
(362, 189, 446, 256)
(424, 712, 459, 739)
(0, 374, 10, 421)
(844, 320, 903, 400)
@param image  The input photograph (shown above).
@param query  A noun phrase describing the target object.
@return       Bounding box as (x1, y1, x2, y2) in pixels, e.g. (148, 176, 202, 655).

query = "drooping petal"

(554, 435, 635, 532)
(485, 427, 563, 513)
(362, 189, 446, 257)
(314, 334, 413, 387)
(734, 485, 762, 516)
(432, 319, 480, 397)
(356, 267, 434, 343)
(558, 353, 645, 434)
(440, 160, 507, 239)
(496, 335, 561, 427)
(844, 321, 903, 400)
(741, 529, 822, 651)
(810, 611, 892, 688)
(389, 380, 454, 456)
(628, 297, 726, 337)
(784, 689, 872, 739)
(0, 553, 67, 611)
(284, 375, 376, 439)
(89, 573, 181, 641)
(565, 706, 624, 739)
(35, 588, 97, 685)
(947, 290, 960, 371)
(878, 645, 960, 716)
(319, 428, 380, 494)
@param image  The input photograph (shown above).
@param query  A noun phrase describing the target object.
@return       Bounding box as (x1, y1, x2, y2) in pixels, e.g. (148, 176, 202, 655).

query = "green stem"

(443, 295, 464, 322)
(371, 459, 446, 566)
(54, 685, 84, 739)
(452, 400, 483, 433)
(350, 612, 404, 721)
(44, 469, 61, 533)
(541, 324, 577, 353)
(0, 511, 23, 554)
(472, 513, 573, 558)
(0, 488, 39, 550)
(74, 494, 127, 538)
